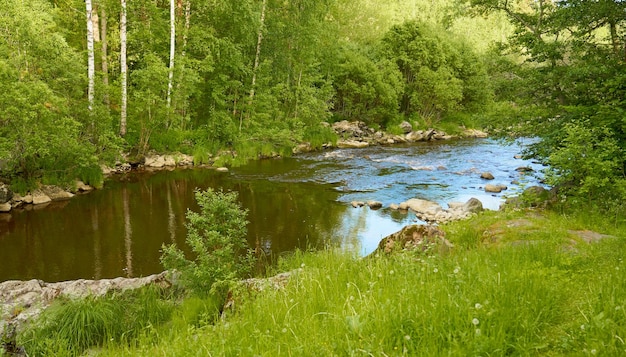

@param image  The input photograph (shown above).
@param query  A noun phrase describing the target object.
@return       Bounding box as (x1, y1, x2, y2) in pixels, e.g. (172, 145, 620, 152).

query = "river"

(0, 138, 545, 282)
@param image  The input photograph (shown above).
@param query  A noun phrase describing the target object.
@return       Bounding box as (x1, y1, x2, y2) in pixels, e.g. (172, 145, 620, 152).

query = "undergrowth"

(63, 209, 626, 357)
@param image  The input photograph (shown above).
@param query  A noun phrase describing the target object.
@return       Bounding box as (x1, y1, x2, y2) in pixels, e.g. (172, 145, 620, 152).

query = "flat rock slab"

(0, 272, 170, 335)
(569, 230, 616, 244)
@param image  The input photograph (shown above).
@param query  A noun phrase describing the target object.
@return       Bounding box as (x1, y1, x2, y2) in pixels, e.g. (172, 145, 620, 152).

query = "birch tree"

(166, 0, 175, 111)
(100, 5, 110, 105)
(244, 0, 267, 130)
(120, 0, 128, 137)
(86, 0, 95, 111)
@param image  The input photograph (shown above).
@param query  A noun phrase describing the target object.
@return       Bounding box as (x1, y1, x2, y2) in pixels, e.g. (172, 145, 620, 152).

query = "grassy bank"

(10, 208, 626, 356)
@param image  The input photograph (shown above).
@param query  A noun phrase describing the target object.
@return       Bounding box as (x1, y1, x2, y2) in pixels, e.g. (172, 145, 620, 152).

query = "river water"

(0, 138, 544, 282)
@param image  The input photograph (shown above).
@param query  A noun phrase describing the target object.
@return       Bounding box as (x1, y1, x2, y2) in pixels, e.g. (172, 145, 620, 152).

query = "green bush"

(545, 122, 626, 209)
(160, 188, 255, 297)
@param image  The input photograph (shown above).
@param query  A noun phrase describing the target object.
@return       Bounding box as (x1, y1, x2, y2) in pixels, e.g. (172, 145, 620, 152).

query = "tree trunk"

(100, 5, 110, 105)
(86, 0, 95, 111)
(166, 0, 175, 111)
(244, 0, 267, 131)
(120, 0, 128, 137)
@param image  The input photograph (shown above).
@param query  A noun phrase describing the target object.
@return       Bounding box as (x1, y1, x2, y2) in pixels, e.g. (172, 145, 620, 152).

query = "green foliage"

(464, 0, 626, 211)
(331, 47, 402, 127)
(380, 21, 492, 124)
(545, 122, 626, 208)
(303, 124, 338, 149)
(19, 287, 174, 357)
(160, 188, 254, 297)
(98, 210, 626, 356)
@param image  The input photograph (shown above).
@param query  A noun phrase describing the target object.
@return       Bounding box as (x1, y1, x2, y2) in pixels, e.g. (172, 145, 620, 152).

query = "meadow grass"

(83, 209, 626, 357)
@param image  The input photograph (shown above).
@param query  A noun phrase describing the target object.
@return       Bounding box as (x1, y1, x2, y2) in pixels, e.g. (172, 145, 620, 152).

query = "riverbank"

(6, 207, 624, 356)
(0, 121, 487, 215)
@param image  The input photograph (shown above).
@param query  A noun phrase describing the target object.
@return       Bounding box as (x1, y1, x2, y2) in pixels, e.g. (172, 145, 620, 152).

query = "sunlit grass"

(86, 210, 626, 356)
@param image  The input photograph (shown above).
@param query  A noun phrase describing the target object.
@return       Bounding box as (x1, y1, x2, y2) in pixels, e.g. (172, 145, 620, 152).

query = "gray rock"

(0, 184, 13, 204)
(216, 167, 229, 172)
(403, 198, 443, 216)
(367, 201, 383, 209)
(0, 272, 171, 336)
(41, 186, 74, 201)
(75, 180, 94, 192)
(31, 190, 51, 205)
(399, 121, 413, 134)
(485, 184, 503, 193)
(405, 131, 424, 142)
(516, 166, 534, 173)
(463, 198, 484, 213)
(369, 224, 451, 256)
(481, 172, 495, 180)
(337, 140, 369, 148)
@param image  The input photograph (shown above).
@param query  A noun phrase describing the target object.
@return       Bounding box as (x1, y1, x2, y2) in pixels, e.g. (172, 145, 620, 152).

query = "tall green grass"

(91, 210, 626, 356)
(19, 286, 174, 356)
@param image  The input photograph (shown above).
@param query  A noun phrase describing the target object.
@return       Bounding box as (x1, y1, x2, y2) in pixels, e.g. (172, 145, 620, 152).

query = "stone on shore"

(370, 224, 452, 256)
(0, 184, 13, 204)
(31, 190, 52, 205)
(403, 198, 443, 216)
(0, 272, 171, 335)
(41, 186, 74, 200)
(337, 140, 369, 149)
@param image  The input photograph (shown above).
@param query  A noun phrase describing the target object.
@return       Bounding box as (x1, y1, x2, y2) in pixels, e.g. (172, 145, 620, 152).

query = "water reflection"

(0, 139, 545, 282)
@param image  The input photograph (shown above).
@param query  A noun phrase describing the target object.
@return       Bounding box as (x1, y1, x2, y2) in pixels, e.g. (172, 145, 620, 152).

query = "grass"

(14, 208, 626, 356)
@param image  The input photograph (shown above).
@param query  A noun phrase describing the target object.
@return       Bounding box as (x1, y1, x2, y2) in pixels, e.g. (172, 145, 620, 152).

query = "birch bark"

(86, 0, 95, 111)
(120, 0, 128, 137)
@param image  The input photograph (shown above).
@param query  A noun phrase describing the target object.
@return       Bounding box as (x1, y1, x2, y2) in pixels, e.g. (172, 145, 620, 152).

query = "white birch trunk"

(166, 0, 175, 109)
(120, 0, 128, 137)
(86, 0, 95, 111)
(100, 6, 109, 104)
(182, 0, 191, 57)
(243, 0, 267, 131)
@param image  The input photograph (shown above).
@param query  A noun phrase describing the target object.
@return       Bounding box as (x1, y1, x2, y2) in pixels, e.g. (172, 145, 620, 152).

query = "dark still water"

(0, 138, 545, 282)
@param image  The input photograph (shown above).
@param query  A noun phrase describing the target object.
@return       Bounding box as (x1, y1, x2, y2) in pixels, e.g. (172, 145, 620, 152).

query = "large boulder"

(485, 184, 503, 193)
(0, 272, 171, 335)
(0, 202, 11, 212)
(405, 131, 424, 142)
(502, 186, 555, 209)
(332, 120, 370, 138)
(31, 190, 52, 205)
(0, 183, 13, 204)
(369, 224, 452, 256)
(463, 198, 484, 213)
(41, 186, 74, 201)
(402, 198, 443, 216)
(399, 121, 413, 134)
(337, 140, 369, 149)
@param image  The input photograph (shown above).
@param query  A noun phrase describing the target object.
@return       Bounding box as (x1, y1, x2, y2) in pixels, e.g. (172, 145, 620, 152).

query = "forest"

(0, 0, 624, 211)
(2, 1, 626, 355)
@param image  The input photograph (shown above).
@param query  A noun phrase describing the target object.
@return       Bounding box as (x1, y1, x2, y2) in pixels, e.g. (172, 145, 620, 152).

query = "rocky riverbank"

(0, 272, 170, 336)
(0, 121, 488, 214)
